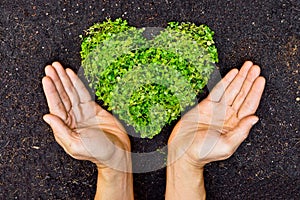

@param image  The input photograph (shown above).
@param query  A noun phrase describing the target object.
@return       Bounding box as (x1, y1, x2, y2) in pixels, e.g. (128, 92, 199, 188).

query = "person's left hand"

(167, 61, 266, 168)
(42, 62, 131, 171)
(165, 61, 265, 200)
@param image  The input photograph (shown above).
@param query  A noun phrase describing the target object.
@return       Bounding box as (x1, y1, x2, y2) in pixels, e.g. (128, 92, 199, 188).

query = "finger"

(42, 76, 67, 120)
(43, 114, 76, 154)
(232, 65, 261, 110)
(66, 68, 92, 103)
(207, 68, 239, 102)
(238, 77, 266, 119)
(45, 65, 72, 112)
(220, 61, 253, 105)
(226, 115, 259, 149)
(52, 62, 80, 106)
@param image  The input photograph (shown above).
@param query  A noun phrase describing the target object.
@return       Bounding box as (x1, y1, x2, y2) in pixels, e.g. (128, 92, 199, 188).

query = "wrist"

(95, 167, 134, 200)
(95, 144, 132, 172)
(166, 156, 206, 200)
(94, 149, 133, 200)
(97, 166, 131, 185)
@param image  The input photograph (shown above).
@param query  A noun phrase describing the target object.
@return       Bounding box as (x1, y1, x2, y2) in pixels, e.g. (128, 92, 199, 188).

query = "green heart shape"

(80, 18, 218, 139)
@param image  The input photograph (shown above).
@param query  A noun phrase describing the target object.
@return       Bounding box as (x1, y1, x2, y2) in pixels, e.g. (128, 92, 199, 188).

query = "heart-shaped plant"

(80, 18, 218, 139)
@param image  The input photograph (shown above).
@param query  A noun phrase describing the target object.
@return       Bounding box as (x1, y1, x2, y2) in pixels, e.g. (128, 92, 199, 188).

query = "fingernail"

(43, 116, 51, 124)
(252, 117, 259, 125)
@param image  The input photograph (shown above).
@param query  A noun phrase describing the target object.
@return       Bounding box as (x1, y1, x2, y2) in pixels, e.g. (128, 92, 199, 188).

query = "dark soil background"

(0, 0, 299, 199)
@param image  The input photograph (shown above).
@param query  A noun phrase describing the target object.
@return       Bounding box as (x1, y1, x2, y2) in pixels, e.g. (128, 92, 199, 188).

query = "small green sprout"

(80, 18, 218, 139)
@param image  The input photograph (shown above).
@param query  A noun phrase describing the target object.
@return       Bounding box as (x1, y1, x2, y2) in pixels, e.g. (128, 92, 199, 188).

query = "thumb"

(228, 115, 259, 146)
(43, 114, 73, 145)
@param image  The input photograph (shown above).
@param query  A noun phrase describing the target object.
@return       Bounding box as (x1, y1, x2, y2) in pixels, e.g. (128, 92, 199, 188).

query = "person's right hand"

(42, 62, 131, 171)
(168, 61, 266, 168)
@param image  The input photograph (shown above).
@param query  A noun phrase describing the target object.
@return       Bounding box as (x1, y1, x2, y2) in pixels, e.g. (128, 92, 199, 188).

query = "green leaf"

(80, 18, 218, 139)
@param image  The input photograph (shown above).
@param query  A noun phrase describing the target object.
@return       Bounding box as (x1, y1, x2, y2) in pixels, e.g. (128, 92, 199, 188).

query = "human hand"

(42, 62, 131, 171)
(168, 61, 266, 168)
(166, 61, 265, 200)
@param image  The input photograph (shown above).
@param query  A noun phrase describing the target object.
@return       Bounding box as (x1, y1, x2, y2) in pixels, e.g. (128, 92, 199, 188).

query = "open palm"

(168, 61, 266, 167)
(42, 62, 130, 170)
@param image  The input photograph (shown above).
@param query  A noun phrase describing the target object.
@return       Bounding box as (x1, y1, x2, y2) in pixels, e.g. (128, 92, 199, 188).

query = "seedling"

(80, 18, 218, 138)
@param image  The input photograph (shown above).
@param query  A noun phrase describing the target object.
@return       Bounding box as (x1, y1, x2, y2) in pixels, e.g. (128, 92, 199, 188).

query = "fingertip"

(51, 62, 65, 72)
(252, 65, 261, 74)
(65, 68, 77, 83)
(44, 65, 53, 75)
(230, 68, 239, 75)
(42, 76, 47, 83)
(225, 68, 239, 81)
(239, 61, 254, 74)
(251, 116, 259, 125)
(237, 115, 259, 129)
(52, 61, 62, 67)
(258, 76, 266, 84)
(259, 76, 266, 88)
(65, 68, 75, 76)
(244, 61, 254, 67)
(42, 76, 50, 85)
(254, 76, 266, 91)
(43, 114, 51, 124)
(42, 76, 55, 87)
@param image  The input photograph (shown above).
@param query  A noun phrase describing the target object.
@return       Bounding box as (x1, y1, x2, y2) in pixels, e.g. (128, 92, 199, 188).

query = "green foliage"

(80, 18, 135, 60)
(80, 18, 218, 139)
